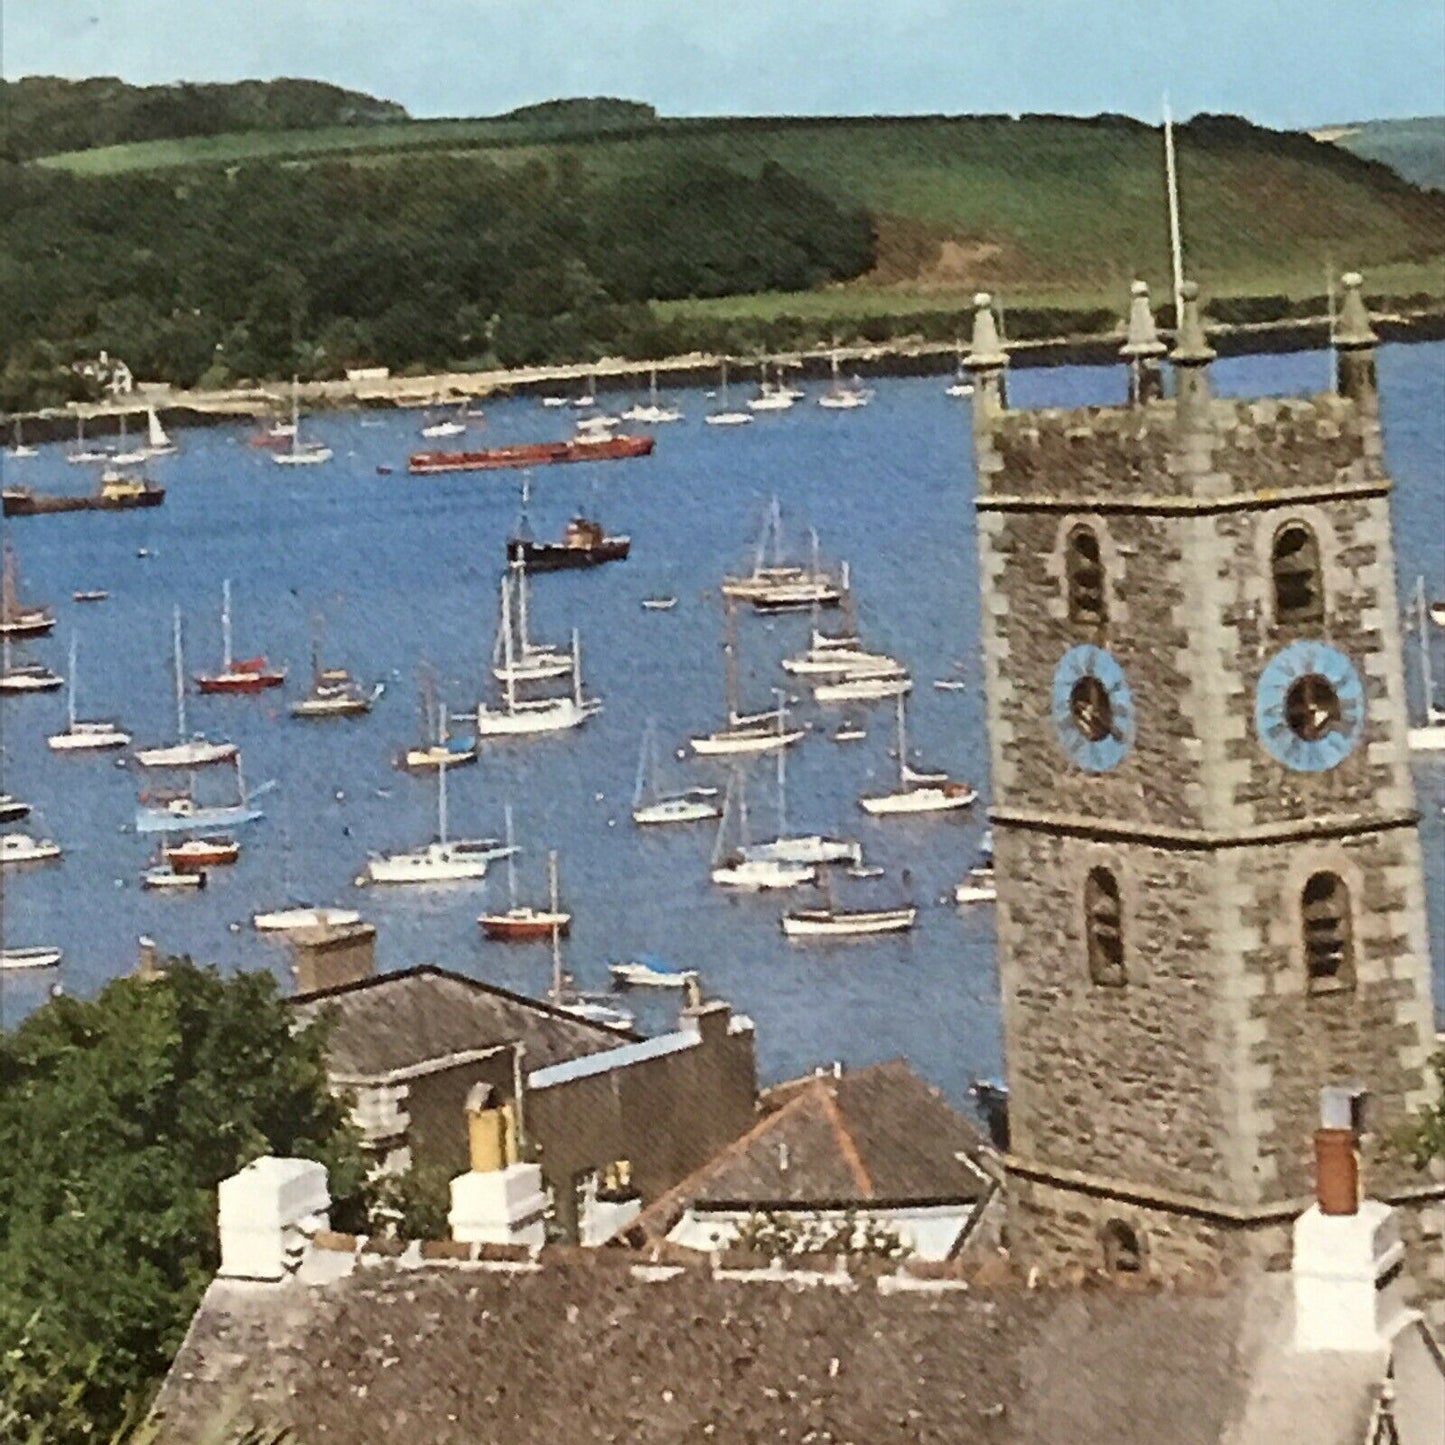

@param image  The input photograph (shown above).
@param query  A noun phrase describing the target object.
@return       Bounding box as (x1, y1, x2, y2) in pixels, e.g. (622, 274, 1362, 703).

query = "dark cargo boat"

(409, 432, 654, 474)
(507, 516, 631, 571)
(3, 471, 165, 517)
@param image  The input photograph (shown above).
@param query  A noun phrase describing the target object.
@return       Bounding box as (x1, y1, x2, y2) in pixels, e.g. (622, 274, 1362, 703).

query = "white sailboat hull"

(48, 722, 132, 752)
(711, 858, 816, 890)
(705, 412, 752, 426)
(136, 800, 264, 834)
(746, 394, 794, 412)
(1, 946, 62, 970)
(691, 726, 804, 756)
(475, 697, 600, 736)
(860, 784, 976, 816)
(1407, 721, 1445, 752)
(366, 840, 510, 884)
(741, 835, 862, 866)
(136, 739, 238, 768)
(609, 962, 697, 989)
(253, 906, 361, 933)
(633, 796, 722, 825)
(273, 448, 333, 466)
(782, 906, 916, 938)
(815, 674, 912, 703)
(493, 654, 573, 684)
(621, 405, 682, 423)
(954, 870, 998, 905)
(783, 649, 896, 676)
(818, 393, 868, 410)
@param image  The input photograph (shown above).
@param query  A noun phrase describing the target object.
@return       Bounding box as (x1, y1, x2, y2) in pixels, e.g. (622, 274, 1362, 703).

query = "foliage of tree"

(1393, 1048, 1445, 1171)
(0, 962, 368, 1444)
(0, 151, 873, 405)
(366, 1163, 453, 1242)
(0, 77, 406, 163)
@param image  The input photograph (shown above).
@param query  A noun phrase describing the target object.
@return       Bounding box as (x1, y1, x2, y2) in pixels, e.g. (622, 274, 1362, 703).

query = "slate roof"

(148, 1264, 1384, 1445)
(289, 964, 628, 1079)
(625, 1059, 989, 1237)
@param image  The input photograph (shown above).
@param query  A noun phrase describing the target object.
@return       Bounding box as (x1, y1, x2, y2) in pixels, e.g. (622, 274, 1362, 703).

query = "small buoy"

(354, 875, 369, 888)
(675, 747, 686, 760)
(114, 877, 124, 888)
(607, 818, 616, 828)
(594, 792, 604, 802)
(228, 922, 241, 933)
(335, 790, 345, 801)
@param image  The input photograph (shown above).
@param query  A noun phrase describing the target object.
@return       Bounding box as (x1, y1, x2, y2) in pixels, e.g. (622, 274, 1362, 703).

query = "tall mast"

(632, 720, 652, 810)
(776, 719, 788, 837)
(1163, 96, 1185, 332)
(723, 598, 740, 723)
(550, 914, 564, 1000)
(437, 758, 449, 845)
(1419, 577, 1438, 717)
(513, 557, 532, 654)
(172, 606, 187, 738)
(548, 849, 560, 913)
(649, 367, 659, 404)
(504, 803, 518, 906)
(221, 579, 233, 670)
(895, 691, 908, 789)
(571, 629, 583, 709)
(67, 633, 77, 730)
(290, 376, 301, 455)
(720, 358, 729, 407)
(500, 574, 517, 713)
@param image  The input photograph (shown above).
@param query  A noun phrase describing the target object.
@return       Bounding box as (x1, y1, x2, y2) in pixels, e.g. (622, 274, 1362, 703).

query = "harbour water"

(2, 343, 1442, 1099)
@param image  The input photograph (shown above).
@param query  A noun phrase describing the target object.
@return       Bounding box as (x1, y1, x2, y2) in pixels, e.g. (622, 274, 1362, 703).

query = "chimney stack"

(1314, 1084, 1365, 1215)
(217, 1157, 331, 1282)
(449, 1081, 547, 1248)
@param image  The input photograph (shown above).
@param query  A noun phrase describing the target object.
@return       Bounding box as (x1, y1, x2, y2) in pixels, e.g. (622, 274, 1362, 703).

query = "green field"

(36, 113, 1445, 307)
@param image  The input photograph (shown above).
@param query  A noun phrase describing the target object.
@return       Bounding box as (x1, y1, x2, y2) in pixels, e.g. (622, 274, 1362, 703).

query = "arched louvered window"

(1303, 872, 1354, 994)
(1101, 1219, 1145, 1274)
(1067, 526, 1108, 625)
(1085, 867, 1125, 987)
(1271, 522, 1324, 625)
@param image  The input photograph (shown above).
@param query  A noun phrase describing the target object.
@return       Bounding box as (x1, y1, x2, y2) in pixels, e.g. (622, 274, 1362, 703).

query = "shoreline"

(14, 308, 1445, 440)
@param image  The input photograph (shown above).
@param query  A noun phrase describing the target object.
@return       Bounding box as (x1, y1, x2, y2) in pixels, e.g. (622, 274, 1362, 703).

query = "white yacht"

(709, 772, 816, 891)
(1407, 576, 1445, 752)
(704, 360, 752, 426)
(860, 694, 976, 815)
(135, 609, 237, 768)
(366, 760, 511, 884)
(48, 634, 131, 752)
(631, 720, 721, 825)
(0, 833, 62, 866)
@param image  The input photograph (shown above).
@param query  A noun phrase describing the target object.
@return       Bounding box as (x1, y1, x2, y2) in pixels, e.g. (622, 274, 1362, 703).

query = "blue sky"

(4, 1, 1442, 128)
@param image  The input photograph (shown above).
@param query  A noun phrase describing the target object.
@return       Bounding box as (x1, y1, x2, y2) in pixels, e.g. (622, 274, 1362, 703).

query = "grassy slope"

(34, 114, 1445, 320)
(1327, 117, 1445, 191)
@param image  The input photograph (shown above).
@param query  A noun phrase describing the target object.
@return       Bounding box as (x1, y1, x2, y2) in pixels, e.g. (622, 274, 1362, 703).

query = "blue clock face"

(1254, 641, 1365, 772)
(1050, 645, 1135, 772)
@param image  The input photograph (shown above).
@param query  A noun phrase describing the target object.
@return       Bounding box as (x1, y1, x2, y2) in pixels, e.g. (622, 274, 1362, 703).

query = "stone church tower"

(967, 275, 1440, 1278)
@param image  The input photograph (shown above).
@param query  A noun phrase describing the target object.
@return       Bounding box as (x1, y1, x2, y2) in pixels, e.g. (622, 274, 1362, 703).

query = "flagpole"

(1163, 96, 1185, 330)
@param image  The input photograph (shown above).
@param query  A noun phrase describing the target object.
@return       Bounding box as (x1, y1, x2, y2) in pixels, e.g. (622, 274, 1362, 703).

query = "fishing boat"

(47, 634, 131, 751)
(691, 603, 804, 756)
(710, 772, 816, 891)
(481, 833, 573, 939)
(609, 958, 698, 989)
(253, 905, 361, 933)
(507, 480, 631, 570)
(8, 421, 36, 458)
(143, 407, 177, 458)
(0, 543, 55, 638)
(542, 909, 633, 1031)
(722, 503, 843, 613)
(0, 833, 62, 866)
(135, 608, 238, 768)
(704, 360, 752, 427)
(492, 563, 572, 684)
(135, 758, 267, 834)
(0, 636, 63, 695)
(739, 744, 861, 866)
(746, 361, 795, 413)
(813, 666, 912, 704)
(409, 432, 654, 474)
(272, 378, 333, 466)
(143, 862, 207, 891)
(290, 627, 380, 718)
(0, 794, 31, 823)
(66, 415, 113, 464)
(1407, 575, 1445, 752)
(860, 694, 976, 815)
(164, 836, 240, 870)
(818, 349, 872, 410)
(0, 946, 62, 971)
(195, 580, 286, 693)
(621, 368, 682, 424)
(3, 466, 166, 516)
(782, 901, 916, 938)
(632, 720, 721, 825)
(366, 774, 511, 885)
(421, 401, 467, 439)
(476, 595, 600, 737)
(401, 668, 477, 770)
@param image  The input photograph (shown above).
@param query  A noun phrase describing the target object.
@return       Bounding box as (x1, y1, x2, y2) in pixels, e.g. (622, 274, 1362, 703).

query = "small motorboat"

(781, 904, 916, 939)
(0, 833, 62, 866)
(252, 905, 362, 933)
(1431, 599, 1445, 628)
(403, 739, 477, 770)
(608, 959, 699, 990)
(834, 719, 867, 742)
(73, 590, 109, 603)
(143, 863, 207, 891)
(0, 946, 62, 971)
(641, 597, 677, 611)
(933, 678, 967, 692)
(0, 794, 31, 824)
(164, 836, 240, 870)
(954, 866, 997, 906)
(376, 464, 394, 476)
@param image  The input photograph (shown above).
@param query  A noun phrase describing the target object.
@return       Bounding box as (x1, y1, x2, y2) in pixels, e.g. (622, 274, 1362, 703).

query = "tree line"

(0, 151, 875, 410)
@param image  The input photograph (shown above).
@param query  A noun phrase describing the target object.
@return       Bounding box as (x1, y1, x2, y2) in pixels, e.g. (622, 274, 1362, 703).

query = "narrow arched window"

(1271, 522, 1324, 624)
(1101, 1219, 1144, 1274)
(1303, 872, 1354, 993)
(1067, 526, 1108, 625)
(1085, 867, 1125, 986)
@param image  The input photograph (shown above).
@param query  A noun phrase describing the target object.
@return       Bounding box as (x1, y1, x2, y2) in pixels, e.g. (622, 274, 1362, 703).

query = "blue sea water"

(1, 342, 1442, 1099)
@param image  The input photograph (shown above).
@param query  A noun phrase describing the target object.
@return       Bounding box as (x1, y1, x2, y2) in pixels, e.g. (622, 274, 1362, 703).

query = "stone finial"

(963, 292, 1008, 372)
(1119, 280, 1166, 359)
(1333, 271, 1376, 350)
(1169, 281, 1215, 366)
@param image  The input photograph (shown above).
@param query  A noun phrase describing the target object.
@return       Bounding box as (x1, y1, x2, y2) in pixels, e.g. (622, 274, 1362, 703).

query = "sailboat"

(290, 622, 381, 718)
(366, 758, 511, 884)
(475, 580, 600, 737)
(544, 911, 634, 1032)
(780, 565, 898, 677)
(631, 720, 721, 825)
(492, 562, 571, 684)
(110, 413, 150, 466)
(66, 415, 112, 464)
(272, 378, 333, 466)
(572, 370, 599, 409)
(1407, 575, 1445, 752)
(479, 827, 573, 939)
(0, 634, 63, 694)
(721, 503, 844, 613)
(781, 868, 916, 939)
(944, 343, 975, 398)
(402, 667, 477, 769)
(955, 830, 997, 905)
(144, 407, 177, 458)
(195, 579, 285, 693)
(0, 543, 55, 638)
(135, 608, 238, 768)
(47, 634, 131, 751)
(710, 770, 816, 890)
(7, 421, 36, 459)
(135, 754, 268, 834)
(739, 743, 861, 866)
(621, 368, 682, 424)
(421, 400, 467, 439)
(818, 349, 871, 409)
(690, 602, 804, 756)
(704, 360, 752, 427)
(0, 946, 63, 971)
(813, 664, 912, 704)
(746, 361, 794, 412)
(860, 693, 976, 815)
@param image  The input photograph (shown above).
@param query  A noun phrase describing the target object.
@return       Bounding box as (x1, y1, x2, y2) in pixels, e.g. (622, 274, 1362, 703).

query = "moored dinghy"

(609, 958, 699, 990)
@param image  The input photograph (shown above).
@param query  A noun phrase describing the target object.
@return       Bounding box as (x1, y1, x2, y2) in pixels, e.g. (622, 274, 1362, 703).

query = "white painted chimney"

(217, 1156, 331, 1282)
(448, 1085, 547, 1248)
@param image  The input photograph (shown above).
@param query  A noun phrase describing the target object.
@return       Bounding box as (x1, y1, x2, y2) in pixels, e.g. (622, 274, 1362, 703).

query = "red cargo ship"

(409, 432, 654, 475)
